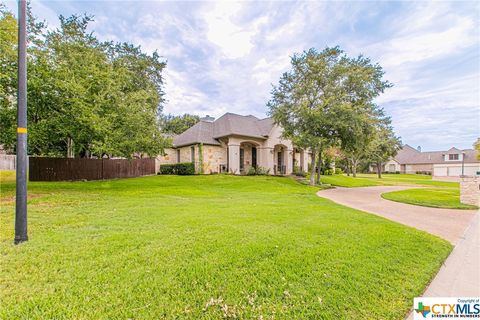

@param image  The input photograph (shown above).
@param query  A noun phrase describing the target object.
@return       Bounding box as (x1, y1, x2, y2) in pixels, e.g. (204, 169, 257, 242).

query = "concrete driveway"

(317, 186, 475, 244)
(317, 186, 479, 299)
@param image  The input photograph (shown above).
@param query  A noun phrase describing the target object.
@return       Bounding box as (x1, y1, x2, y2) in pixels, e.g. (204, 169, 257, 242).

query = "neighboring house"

(157, 113, 312, 175)
(372, 144, 480, 177)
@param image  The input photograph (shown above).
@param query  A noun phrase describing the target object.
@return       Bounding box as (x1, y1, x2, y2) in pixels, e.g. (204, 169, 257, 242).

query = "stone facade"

(201, 145, 227, 174)
(157, 126, 312, 175)
(460, 176, 480, 206)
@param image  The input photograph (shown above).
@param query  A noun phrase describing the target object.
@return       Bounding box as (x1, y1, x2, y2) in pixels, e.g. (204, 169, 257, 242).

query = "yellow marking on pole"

(17, 127, 27, 134)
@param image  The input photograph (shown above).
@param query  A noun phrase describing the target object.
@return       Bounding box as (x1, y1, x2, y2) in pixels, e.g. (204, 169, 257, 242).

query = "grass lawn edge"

(381, 190, 479, 210)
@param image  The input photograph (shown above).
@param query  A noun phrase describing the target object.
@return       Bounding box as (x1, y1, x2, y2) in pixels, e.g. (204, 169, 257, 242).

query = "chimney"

(201, 115, 215, 122)
(417, 146, 422, 152)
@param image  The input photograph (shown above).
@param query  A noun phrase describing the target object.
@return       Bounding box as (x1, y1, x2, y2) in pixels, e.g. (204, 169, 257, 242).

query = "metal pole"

(461, 152, 465, 176)
(15, 0, 28, 245)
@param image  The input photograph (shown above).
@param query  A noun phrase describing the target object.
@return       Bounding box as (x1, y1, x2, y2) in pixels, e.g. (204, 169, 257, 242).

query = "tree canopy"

(160, 113, 200, 135)
(268, 47, 400, 184)
(0, 6, 169, 158)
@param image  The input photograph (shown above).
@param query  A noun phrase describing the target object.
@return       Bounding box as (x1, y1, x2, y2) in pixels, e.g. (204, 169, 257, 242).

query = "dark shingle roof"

(172, 113, 274, 147)
(213, 113, 272, 139)
(173, 121, 220, 147)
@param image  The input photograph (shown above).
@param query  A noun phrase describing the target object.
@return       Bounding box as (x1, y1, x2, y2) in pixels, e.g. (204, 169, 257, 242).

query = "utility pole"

(15, 0, 28, 245)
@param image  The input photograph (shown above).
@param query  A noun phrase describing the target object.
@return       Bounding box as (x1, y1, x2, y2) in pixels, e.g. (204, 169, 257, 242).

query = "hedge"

(159, 162, 195, 175)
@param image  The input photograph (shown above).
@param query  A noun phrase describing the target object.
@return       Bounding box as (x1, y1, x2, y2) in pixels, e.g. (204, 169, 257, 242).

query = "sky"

(4, 0, 480, 151)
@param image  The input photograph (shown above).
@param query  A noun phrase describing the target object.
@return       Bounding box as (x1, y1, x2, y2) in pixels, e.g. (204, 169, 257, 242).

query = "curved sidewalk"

(317, 186, 479, 298)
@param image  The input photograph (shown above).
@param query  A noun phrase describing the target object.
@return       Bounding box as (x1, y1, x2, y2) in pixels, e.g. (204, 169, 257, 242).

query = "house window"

(176, 149, 180, 163)
(449, 154, 459, 160)
(191, 146, 195, 163)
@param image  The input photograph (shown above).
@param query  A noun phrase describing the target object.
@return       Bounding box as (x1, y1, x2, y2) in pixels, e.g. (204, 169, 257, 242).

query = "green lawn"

(320, 173, 458, 188)
(0, 172, 451, 319)
(318, 173, 472, 209)
(382, 187, 478, 210)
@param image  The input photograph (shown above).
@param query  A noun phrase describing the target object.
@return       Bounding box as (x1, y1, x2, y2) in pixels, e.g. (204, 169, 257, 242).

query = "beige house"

(375, 144, 480, 177)
(157, 113, 312, 175)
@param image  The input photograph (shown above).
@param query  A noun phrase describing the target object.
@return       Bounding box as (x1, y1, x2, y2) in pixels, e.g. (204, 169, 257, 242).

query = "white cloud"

(15, 0, 480, 149)
(202, 2, 268, 59)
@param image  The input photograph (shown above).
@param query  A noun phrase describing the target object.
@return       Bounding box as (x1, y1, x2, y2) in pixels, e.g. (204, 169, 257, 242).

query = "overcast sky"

(5, 0, 480, 151)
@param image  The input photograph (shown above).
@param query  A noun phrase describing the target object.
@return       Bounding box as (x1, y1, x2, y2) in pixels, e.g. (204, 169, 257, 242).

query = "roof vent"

(417, 146, 422, 152)
(201, 115, 215, 122)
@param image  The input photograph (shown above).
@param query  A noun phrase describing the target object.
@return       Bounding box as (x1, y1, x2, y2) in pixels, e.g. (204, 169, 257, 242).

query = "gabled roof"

(213, 113, 272, 139)
(173, 121, 221, 147)
(393, 145, 479, 164)
(446, 147, 461, 153)
(172, 113, 274, 147)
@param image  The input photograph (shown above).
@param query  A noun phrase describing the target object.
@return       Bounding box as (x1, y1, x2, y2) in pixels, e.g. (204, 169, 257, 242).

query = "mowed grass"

(382, 187, 478, 210)
(0, 172, 452, 319)
(319, 173, 471, 209)
(320, 173, 458, 188)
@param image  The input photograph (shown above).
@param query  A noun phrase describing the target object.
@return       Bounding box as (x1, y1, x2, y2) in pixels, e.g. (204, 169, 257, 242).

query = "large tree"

(268, 47, 346, 185)
(0, 7, 169, 158)
(268, 47, 394, 184)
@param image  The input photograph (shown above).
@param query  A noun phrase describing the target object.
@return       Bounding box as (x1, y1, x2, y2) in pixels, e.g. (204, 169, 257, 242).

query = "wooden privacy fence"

(29, 157, 155, 181)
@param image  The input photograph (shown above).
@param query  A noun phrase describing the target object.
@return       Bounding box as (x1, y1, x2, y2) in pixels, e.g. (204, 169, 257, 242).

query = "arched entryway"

(239, 141, 259, 174)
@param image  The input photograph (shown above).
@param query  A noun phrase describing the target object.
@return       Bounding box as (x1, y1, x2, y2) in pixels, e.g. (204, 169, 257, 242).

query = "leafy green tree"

(160, 113, 200, 135)
(335, 55, 392, 177)
(0, 4, 17, 151)
(366, 120, 402, 178)
(268, 47, 346, 185)
(0, 7, 169, 158)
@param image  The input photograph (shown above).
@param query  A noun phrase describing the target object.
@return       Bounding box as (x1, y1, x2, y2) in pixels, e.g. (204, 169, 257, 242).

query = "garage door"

(447, 166, 462, 176)
(434, 167, 447, 176)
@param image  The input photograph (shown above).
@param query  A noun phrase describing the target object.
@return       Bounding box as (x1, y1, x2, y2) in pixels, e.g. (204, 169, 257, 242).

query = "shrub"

(295, 171, 306, 177)
(324, 169, 334, 175)
(176, 162, 195, 175)
(255, 167, 270, 176)
(415, 171, 432, 175)
(159, 162, 195, 175)
(246, 167, 256, 176)
(334, 168, 343, 174)
(159, 164, 175, 175)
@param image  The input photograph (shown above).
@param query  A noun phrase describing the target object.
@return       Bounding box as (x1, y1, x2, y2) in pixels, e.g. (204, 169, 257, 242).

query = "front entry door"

(277, 151, 283, 174)
(252, 147, 257, 168)
(240, 148, 244, 172)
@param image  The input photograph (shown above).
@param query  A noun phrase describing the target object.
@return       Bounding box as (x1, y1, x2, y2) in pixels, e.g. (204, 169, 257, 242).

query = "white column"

(228, 144, 240, 174)
(260, 148, 274, 174)
(285, 149, 293, 175)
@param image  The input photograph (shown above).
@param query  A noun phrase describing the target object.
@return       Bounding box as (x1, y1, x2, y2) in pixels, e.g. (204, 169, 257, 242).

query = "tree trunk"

(67, 137, 74, 158)
(376, 161, 382, 178)
(352, 158, 357, 178)
(309, 149, 316, 186)
(316, 150, 322, 185)
(346, 160, 350, 176)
